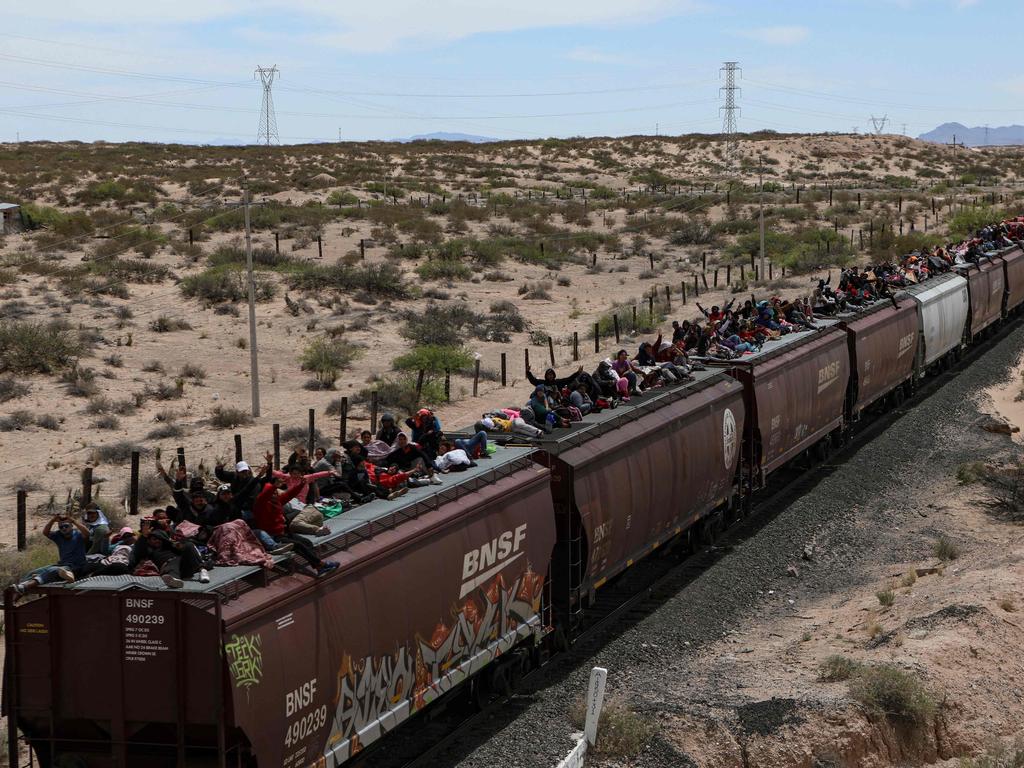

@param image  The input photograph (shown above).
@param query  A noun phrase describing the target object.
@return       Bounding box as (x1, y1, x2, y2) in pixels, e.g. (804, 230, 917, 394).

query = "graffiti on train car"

(330, 566, 545, 758)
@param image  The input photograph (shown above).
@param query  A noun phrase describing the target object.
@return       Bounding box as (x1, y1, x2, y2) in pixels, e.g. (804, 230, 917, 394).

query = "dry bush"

(849, 664, 936, 725)
(568, 697, 654, 759)
(932, 536, 961, 562)
(209, 406, 254, 429)
(818, 654, 863, 682)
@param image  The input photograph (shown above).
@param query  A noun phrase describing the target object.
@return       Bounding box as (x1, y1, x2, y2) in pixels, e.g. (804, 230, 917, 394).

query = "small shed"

(0, 203, 21, 234)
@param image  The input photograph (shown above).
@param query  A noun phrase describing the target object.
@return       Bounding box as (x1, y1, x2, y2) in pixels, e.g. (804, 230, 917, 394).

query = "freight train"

(5, 244, 1024, 768)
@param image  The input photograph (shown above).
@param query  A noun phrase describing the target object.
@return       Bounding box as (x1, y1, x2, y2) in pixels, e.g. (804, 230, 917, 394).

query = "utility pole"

(985, 124, 990, 146)
(255, 65, 280, 146)
(242, 178, 261, 417)
(759, 155, 766, 283)
(720, 61, 741, 172)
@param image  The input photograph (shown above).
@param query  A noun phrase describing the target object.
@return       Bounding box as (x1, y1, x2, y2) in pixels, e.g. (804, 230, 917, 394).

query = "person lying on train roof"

(477, 412, 544, 438)
(434, 440, 475, 473)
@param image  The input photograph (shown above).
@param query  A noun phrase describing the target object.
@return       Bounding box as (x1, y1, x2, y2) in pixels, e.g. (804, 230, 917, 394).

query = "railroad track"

(350, 319, 1019, 768)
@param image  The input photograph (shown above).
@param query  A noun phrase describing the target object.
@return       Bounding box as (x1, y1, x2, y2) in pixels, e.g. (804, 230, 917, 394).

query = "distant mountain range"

(399, 132, 498, 144)
(918, 122, 1024, 147)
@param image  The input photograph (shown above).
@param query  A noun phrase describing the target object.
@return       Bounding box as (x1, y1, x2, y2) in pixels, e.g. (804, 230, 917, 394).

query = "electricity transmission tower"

(869, 115, 888, 135)
(255, 65, 280, 146)
(720, 61, 741, 169)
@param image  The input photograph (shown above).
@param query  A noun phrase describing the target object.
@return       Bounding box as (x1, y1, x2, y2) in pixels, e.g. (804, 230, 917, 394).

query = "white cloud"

(734, 25, 810, 46)
(10, 1, 705, 52)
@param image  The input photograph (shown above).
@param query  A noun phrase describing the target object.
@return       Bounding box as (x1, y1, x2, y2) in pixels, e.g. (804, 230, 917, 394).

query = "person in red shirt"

(253, 476, 339, 578)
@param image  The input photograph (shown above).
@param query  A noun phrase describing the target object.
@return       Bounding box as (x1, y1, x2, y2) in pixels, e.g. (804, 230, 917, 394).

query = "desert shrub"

(400, 304, 481, 347)
(326, 190, 359, 207)
(818, 654, 863, 682)
(0, 320, 84, 374)
(0, 376, 29, 402)
(933, 536, 960, 561)
(60, 366, 99, 398)
(93, 414, 120, 430)
(178, 364, 206, 382)
(948, 205, 1008, 240)
(285, 262, 409, 298)
(124, 472, 170, 505)
(956, 461, 987, 485)
(518, 281, 552, 300)
(568, 698, 654, 759)
(0, 410, 35, 431)
(85, 396, 114, 415)
(958, 738, 1024, 768)
(849, 664, 936, 724)
(149, 315, 192, 333)
(300, 336, 362, 387)
(358, 374, 444, 413)
(142, 360, 165, 373)
(92, 441, 145, 464)
(36, 413, 61, 430)
(415, 259, 472, 281)
(209, 406, 253, 429)
(876, 588, 895, 607)
(145, 380, 184, 401)
(180, 265, 276, 304)
(393, 345, 473, 376)
(146, 424, 184, 440)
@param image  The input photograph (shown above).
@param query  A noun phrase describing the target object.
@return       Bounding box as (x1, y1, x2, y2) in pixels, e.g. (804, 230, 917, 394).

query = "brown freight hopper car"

(726, 321, 850, 490)
(526, 371, 744, 636)
(4, 447, 555, 768)
(957, 255, 1005, 340)
(838, 294, 919, 420)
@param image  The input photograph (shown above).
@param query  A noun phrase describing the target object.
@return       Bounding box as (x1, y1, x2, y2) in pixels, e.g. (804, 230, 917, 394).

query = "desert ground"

(1, 132, 1023, 765)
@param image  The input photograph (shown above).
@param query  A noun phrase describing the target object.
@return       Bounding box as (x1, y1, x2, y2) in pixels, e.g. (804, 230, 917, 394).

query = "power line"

(720, 61, 741, 171)
(255, 65, 280, 146)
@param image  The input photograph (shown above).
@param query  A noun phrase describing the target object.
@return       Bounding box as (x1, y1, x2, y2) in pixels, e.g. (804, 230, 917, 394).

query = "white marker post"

(556, 667, 607, 768)
(584, 666, 607, 747)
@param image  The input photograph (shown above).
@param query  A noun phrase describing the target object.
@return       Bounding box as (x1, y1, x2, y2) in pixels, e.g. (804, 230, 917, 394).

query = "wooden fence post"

(82, 467, 93, 507)
(17, 490, 26, 551)
(548, 337, 556, 367)
(129, 451, 140, 516)
(594, 323, 600, 353)
(444, 369, 451, 402)
(415, 371, 425, 405)
(370, 391, 379, 433)
(613, 315, 621, 344)
(273, 423, 281, 469)
(473, 359, 481, 396)
(307, 409, 316, 457)
(234, 434, 243, 463)
(524, 348, 530, 376)
(177, 447, 186, 472)
(501, 353, 507, 386)
(573, 331, 579, 362)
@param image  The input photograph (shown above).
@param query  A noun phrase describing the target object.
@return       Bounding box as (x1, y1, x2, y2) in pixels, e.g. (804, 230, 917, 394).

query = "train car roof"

(48, 445, 539, 597)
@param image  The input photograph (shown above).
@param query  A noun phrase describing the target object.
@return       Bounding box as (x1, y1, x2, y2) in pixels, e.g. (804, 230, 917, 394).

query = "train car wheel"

(471, 674, 491, 710)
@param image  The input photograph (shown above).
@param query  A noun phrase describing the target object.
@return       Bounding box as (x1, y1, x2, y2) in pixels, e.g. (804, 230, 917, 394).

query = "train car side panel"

(963, 258, 1004, 336)
(1002, 246, 1024, 312)
(222, 468, 555, 768)
(736, 328, 849, 476)
(913, 274, 969, 366)
(844, 299, 919, 415)
(553, 378, 744, 588)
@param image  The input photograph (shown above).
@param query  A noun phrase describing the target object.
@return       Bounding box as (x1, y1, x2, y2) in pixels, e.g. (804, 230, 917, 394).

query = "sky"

(1, 0, 1021, 144)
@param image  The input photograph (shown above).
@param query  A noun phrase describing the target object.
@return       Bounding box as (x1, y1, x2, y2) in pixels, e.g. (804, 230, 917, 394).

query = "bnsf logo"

(817, 360, 841, 393)
(897, 333, 915, 359)
(460, 524, 527, 598)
